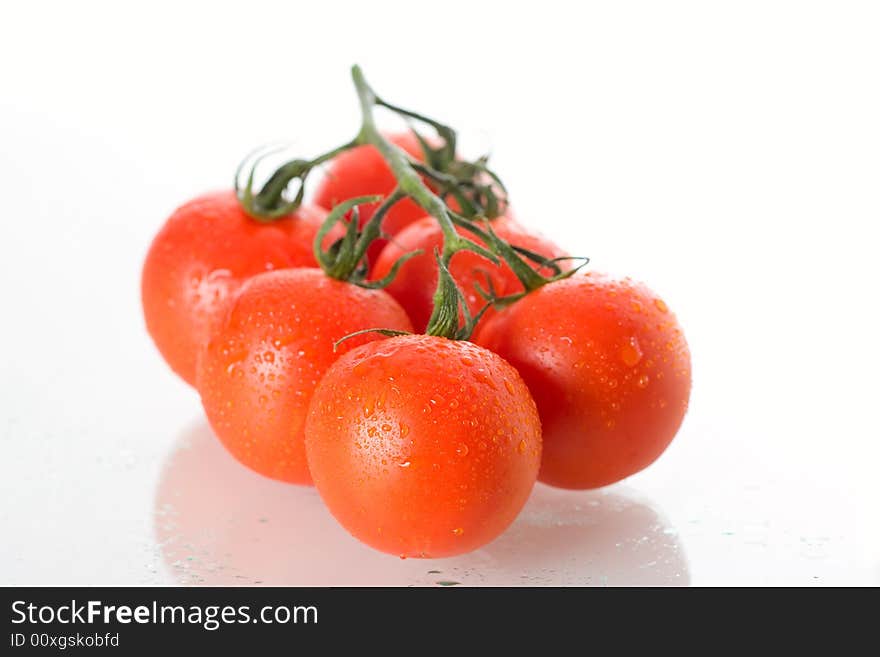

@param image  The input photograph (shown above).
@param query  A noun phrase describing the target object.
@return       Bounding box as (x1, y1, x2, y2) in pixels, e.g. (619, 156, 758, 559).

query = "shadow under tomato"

(154, 420, 689, 586)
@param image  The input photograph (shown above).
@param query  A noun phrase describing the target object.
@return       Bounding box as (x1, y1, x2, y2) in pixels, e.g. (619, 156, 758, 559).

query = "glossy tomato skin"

(313, 132, 427, 261)
(305, 335, 541, 557)
(141, 190, 337, 386)
(475, 273, 691, 489)
(371, 214, 569, 332)
(196, 268, 412, 484)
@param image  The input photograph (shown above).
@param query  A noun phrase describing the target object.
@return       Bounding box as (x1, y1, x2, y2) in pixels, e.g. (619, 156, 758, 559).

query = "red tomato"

(313, 132, 428, 260)
(196, 268, 412, 484)
(475, 273, 691, 489)
(305, 334, 541, 557)
(371, 214, 569, 332)
(141, 190, 338, 386)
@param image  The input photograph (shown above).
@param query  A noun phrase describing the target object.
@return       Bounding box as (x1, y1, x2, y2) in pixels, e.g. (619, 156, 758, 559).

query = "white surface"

(1, 1, 878, 586)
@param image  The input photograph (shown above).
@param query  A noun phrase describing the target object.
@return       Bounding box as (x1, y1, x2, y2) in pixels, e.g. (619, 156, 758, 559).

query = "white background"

(1, 1, 877, 585)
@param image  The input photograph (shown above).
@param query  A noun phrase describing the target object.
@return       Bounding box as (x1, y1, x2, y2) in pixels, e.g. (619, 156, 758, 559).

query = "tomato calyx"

(235, 141, 358, 221)
(313, 193, 422, 289)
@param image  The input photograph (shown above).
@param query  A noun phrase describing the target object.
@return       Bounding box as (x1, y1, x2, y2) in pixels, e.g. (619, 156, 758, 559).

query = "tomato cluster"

(141, 70, 691, 559)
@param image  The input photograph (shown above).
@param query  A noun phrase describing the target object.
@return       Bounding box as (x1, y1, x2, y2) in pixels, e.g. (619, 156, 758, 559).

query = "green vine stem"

(235, 64, 587, 340)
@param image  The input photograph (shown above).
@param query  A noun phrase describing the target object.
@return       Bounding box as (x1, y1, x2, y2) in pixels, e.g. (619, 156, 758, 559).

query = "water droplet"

(517, 440, 527, 454)
(452, 528, 464, 536)
(363, 404, 374, 418)
(631, 301, 643, 313)
(605, 418, 616, 429)
(503, 379, 515, 395)
(258, 395, 268, 405)
(560, 336, 573, 346)
(654, 298, 669, 313)
(620, 337, 643, 367)
(456, 443, 469, 457)
(381, 423, 392, 432)
(461, 356, 474, 367)
(399, 423, 410, 438)
(398, 461, 411, 468)
(637, 374, 650, 388)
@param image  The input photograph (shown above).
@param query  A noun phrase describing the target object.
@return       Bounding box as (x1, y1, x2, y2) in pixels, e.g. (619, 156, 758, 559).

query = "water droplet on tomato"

(637, 374, 650, 388)
(620, 337, 643, 367)
(654, 298, 669, 313)
(399, 423, 410, 438)
(452, 528, 464, 536)
(456, 443, 469, 457)
(517, 440, 527, 454)
(503, 379, 515, 395)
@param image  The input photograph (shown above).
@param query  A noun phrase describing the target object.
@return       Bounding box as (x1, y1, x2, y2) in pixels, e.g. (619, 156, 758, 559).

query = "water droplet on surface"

(517, 440, 527, 454)
(452, 528, 464, 536)
(456, 443, 469, 457)
(398, 461, 411, 468)
(620, 337, 643, 367)
(637, 374, 650, 388)
(399, 423, 410, 438)
(503, 379, 515, 395)
(654, 298, 669, 313)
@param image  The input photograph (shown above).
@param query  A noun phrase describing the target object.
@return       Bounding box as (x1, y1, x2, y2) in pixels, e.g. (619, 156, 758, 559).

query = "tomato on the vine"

(313, 132, 428, 260)
(475, 273, 691, 489)
(141, 190, 339, 386)
(305, 334, 541, 557)
(196, 268, 412, 484)
(371, 214, 569, 332)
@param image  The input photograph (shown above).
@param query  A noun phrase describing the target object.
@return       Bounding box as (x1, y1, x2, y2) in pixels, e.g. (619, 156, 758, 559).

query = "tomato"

(475, 273, 691, 489)
(196, 268, 412, 484)
(313, 132, 428, 261)
(371, 214, 569, 332)
(141, 190, 339, 386)
(305, 334, 541, 557)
